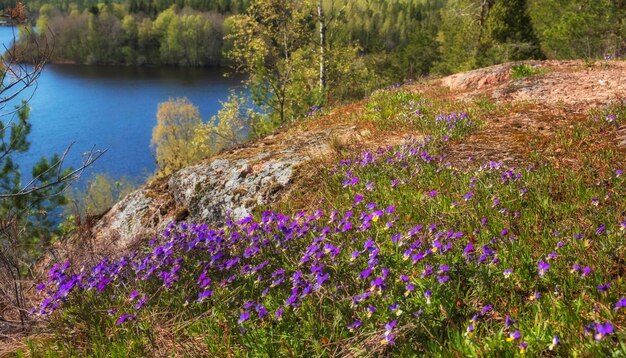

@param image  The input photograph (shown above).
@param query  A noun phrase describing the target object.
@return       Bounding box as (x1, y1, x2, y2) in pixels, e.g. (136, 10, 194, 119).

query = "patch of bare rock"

(84, 124, 405, 256)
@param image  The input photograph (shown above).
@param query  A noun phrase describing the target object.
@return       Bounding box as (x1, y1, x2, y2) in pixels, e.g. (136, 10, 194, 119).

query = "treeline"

(25, 5, 224, 65)
(436, 0, 626, 73)
(2, 0, 249, 14)
(11, 0, 626, 71)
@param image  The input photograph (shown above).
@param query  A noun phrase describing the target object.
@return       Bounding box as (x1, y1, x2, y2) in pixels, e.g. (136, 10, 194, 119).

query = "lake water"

(0, 27, 243, 187)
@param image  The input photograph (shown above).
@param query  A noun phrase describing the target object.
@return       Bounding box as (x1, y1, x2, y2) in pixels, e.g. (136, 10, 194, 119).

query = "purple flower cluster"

(33, 104, 626, 352)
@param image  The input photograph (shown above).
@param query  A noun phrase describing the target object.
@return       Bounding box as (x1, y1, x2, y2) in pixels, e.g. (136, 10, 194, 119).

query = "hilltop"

(52, 60, 626, 261)
(10, 59, 626, 356)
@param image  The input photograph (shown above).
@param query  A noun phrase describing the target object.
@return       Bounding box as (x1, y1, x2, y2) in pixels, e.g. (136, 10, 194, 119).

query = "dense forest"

(6, 0, 626, 75)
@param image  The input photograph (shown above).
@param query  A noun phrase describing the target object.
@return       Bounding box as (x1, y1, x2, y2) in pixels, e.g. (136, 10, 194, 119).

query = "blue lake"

(0, 27, 243, 186)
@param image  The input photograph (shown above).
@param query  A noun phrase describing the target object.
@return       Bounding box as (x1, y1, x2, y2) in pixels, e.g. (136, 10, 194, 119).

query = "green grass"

(18, 90, 626, 357)
(511, 64, 546, 79)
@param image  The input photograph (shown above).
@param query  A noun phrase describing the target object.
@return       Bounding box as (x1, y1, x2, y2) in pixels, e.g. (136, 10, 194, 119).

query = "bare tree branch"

(0, 3, 104, 334)
(0, 146, 108, 199)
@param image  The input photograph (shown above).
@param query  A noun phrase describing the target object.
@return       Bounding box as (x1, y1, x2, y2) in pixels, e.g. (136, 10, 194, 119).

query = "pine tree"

(480, 0, 543, 65)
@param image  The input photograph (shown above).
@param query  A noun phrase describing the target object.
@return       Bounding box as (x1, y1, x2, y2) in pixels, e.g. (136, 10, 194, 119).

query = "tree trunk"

(477, 0, 494, 44)
(318, 0, 326, 94)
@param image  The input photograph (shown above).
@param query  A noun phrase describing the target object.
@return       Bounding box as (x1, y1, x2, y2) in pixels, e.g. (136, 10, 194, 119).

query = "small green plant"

(589, 98, 626, 129)
(363, 89, 427, 128)
(584, 58, 597, 68)
(362, 89, 481, 141)
(510, 64, 544, 79)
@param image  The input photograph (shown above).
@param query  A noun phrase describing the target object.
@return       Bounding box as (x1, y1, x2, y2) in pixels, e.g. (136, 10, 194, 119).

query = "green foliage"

(6, 0, 250, 15)
(432, 0, 481, 74)
(331, 0, 445, 80)
(23, 4, 225, 66)
(528, 0, 626, 59)
(435, 0, 544, 71)
(12, 0, 626, 76)
(193, 92, 257, 153)
(324, 44, 374, 101)
(364, 90, 426, 129)
(480, 0, 543, 64)
(226, 0, 318, 123)
(151, 97, 204, 176)
(0, 102, 72, 253)
(226, 0, 418, 125)
(510, 64, 545, 79)
(65, 173, 137, 218)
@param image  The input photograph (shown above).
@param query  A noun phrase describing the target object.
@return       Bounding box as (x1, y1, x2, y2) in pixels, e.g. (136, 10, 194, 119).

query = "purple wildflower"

(347, 320, 362, 332)
(538, 260, 550, 277)
(354, 194, 363, 205)
(381, 320, 397, 345)
(518, 341, 528, 354)
(581, 266, 592, 277)
(256, 304, 268, 319)
(404, 283, 415, 297)
(549, 335, 559, 350)
(613, 297, 626, 310)
(115, 314, 136, 326)
(238, 311, 251, 324)
(594, 321, 614, 341)
(198, 290, 214, 302)
(505, 315, 514, 329)
(366, 305, 376, 318)
(359, 267, 373, 280)
(507, 330, 521, 342)
(275, 307, 284, 320)
(389, 302, 403, 316)
(134, 296, 148, 310)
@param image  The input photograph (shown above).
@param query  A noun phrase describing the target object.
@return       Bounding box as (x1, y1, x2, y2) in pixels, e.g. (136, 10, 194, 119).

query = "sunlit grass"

(22, 90, 626, 356)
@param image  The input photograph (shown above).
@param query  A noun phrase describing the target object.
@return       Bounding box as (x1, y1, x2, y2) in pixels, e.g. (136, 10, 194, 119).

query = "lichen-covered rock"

(87, 121, 403, 254)
(440, 63, 513, 91)
(169, 154, 307, 225)
(91, 184, 175, 252)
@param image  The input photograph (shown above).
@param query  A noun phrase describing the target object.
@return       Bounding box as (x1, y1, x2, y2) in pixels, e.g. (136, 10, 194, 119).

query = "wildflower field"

(24, 89, 626, 356)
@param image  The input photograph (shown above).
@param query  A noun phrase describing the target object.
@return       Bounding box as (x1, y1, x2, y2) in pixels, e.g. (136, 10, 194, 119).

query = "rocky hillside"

(14, 59, 626, 357)
(56, 60, 626, 262)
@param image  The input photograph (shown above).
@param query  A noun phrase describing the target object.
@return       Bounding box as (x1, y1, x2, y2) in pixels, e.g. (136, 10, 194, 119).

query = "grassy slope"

(16, 62, 626, 357)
